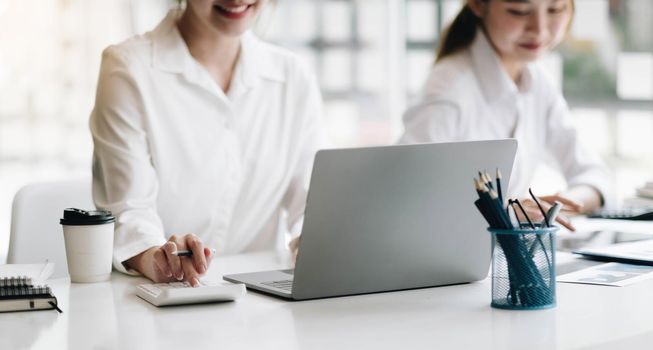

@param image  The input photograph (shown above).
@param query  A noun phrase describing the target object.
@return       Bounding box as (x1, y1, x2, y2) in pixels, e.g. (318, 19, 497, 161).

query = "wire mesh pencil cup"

(488, 225, 558, 310)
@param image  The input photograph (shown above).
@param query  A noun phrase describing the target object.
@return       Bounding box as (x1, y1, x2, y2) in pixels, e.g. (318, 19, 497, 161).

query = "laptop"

(224, 139, 518, 300)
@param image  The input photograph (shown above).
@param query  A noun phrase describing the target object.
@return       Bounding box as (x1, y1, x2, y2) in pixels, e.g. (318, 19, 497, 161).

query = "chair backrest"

(8, 179, 94, 279)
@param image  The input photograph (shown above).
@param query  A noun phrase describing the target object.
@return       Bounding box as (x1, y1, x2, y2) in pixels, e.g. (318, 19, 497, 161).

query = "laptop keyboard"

(261, 279, 293, 292)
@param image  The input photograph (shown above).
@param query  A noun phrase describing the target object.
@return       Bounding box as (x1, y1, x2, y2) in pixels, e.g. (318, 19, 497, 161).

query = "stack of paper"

(573, 239, 653, 265)
(558, 262, 653, 287)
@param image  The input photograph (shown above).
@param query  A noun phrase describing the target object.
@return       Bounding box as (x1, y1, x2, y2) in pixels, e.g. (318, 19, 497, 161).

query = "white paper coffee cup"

(60, 208, 115, 283)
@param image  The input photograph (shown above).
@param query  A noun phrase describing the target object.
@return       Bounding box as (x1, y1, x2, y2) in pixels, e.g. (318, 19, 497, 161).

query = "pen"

(173, 248, 217, 257)
(544, 201, 562, 226)
(511, 198, 535, 229)
(529, 188, 550, 227)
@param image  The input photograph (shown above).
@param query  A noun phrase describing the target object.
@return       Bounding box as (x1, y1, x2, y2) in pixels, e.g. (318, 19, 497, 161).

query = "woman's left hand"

(288, 236, 301, 265)
(518, 193, 584, 231)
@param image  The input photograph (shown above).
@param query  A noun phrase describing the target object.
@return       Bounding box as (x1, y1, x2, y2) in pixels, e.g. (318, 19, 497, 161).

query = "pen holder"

(488, 225, 558, 310)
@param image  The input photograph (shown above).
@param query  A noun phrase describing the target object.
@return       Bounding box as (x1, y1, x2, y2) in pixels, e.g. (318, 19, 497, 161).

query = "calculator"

(136, 280, 246, 307)
(588, 207, 653, 221)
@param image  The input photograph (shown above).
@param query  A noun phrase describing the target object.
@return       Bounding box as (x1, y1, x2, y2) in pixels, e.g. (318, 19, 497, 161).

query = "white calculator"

(136, 280, 246, 307)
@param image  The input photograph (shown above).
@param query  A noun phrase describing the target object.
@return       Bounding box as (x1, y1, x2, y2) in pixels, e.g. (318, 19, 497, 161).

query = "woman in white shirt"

(400, 0, 610, 229)
(90, 0, 325, 286)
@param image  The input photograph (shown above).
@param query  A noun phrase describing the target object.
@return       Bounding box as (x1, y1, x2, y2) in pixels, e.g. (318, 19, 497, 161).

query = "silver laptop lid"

(291, 139, 517, 300)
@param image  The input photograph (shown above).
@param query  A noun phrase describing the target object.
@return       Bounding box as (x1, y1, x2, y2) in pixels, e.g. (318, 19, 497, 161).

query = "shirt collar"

(150, 10, 285, 92)
(150, 10, 193, 75)
(237, 31, 286, 89)
(470, 29, 533, 103)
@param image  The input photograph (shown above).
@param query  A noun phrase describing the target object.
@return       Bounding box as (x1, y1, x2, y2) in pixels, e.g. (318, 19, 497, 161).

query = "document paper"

(557, 262, 653, 287)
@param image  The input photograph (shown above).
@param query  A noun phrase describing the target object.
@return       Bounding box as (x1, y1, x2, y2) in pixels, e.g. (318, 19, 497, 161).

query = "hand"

(288, 236, 301, 265)
(517, 193, 584, 232)
(126, 234, 213, 287)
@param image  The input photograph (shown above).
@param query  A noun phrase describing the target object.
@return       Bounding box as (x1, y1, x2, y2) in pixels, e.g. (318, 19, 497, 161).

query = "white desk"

(2, 250, 653, 350)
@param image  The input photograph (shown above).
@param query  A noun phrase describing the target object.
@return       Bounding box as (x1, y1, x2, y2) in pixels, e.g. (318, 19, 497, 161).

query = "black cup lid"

(60, 208, 115, 225)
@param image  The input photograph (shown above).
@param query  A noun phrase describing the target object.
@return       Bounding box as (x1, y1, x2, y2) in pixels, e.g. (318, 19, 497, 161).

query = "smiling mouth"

(519, 43, 542, 51)
(213, 3, 253, 19)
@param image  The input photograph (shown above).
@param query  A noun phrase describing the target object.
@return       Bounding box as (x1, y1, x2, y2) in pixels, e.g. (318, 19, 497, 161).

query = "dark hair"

(435, 4, 481, 62)
(436, 0, 575, 63)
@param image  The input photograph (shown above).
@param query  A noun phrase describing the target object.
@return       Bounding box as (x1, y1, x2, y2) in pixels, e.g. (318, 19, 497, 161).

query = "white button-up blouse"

(90, 11, 325, 273)
(400, 29, 611, 203)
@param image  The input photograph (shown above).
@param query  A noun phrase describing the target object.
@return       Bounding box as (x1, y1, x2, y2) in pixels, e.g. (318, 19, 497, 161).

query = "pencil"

(496, 168, 503, 204)
(489, 188, 512, 229)
(476, 179, 500, 228)
(483, 171, 494, 191)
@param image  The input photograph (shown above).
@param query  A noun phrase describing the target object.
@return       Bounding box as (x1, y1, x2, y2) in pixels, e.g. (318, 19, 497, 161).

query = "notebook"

(0, 262, 62, 313)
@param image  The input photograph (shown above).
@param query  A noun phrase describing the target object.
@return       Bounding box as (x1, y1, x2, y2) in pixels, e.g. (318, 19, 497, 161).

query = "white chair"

(8, 179, 94, 279)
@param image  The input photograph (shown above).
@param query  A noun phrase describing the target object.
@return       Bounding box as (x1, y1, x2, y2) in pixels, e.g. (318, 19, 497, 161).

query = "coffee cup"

(60, 208, 115, 283)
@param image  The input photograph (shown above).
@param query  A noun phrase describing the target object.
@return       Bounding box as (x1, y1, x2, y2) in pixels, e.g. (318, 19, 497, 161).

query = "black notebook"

(0, 276, 61, 313)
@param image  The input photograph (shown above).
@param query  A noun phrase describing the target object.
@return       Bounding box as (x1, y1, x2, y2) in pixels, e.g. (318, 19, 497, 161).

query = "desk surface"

(2, 250, 653, 350)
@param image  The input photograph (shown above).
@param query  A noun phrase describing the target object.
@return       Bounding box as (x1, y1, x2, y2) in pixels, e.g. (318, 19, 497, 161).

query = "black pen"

(512, 199, 536, 229)
(173, 248, 216, 257)
(528, 188, 550, 227)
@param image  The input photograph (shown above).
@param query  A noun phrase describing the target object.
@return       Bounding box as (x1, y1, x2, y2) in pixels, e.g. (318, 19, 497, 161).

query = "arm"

(90, 47, 208, 285)
(282, 62, 328, 259)
(398, 96, 461, 144)
(544, 94, 612, 214)
(518, 90, 611, 231)
(559, 186, 603, 213)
